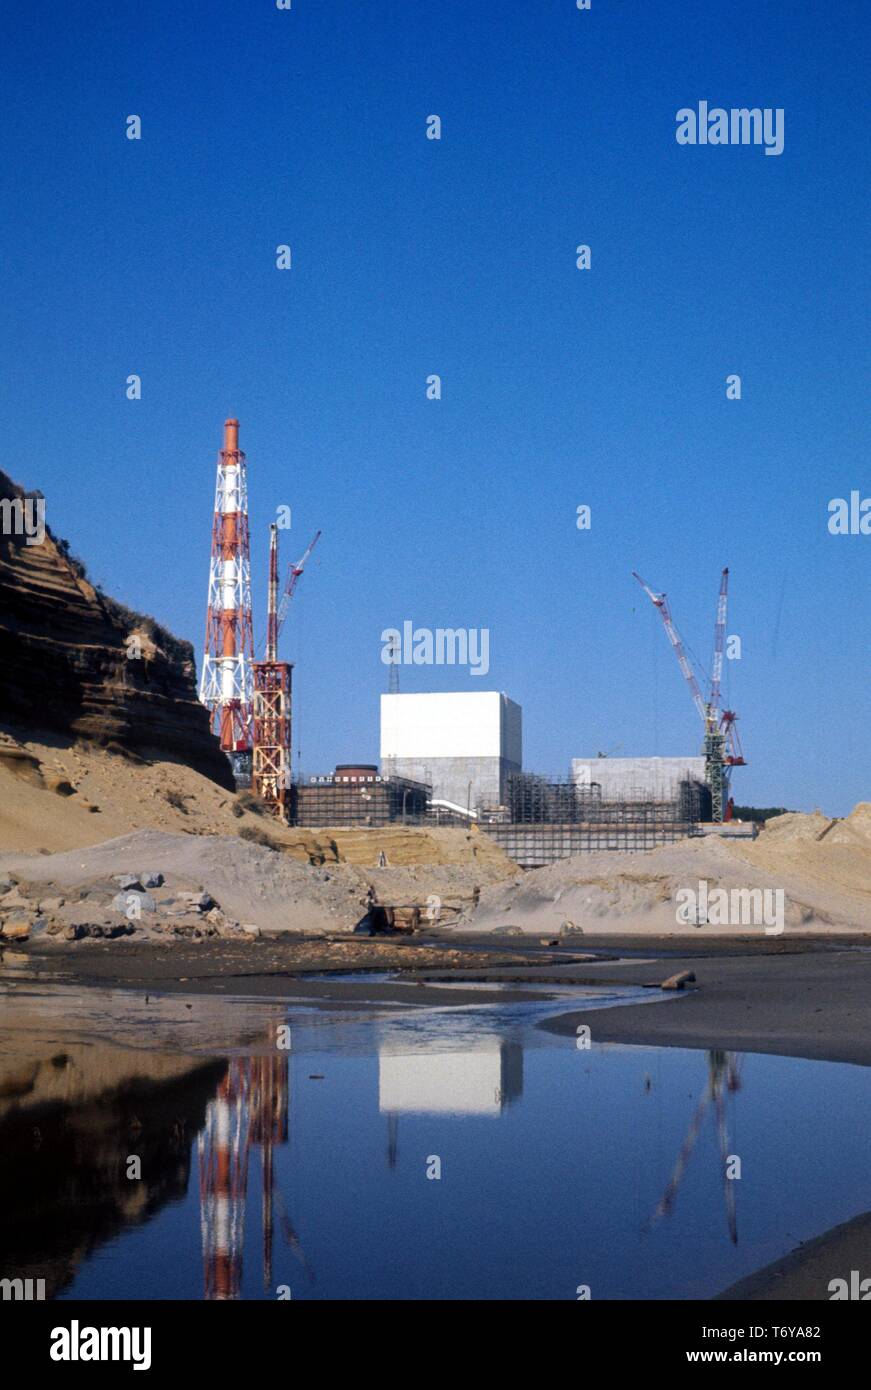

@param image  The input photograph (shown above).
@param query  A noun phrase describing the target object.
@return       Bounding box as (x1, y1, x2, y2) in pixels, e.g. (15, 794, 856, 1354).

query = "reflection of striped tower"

(200, 419, 254, 756)
(198, 1053, 291, 1299)
(197, 1062, 250, 1301)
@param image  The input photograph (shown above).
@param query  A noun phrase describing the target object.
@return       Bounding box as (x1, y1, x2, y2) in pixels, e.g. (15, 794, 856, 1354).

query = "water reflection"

(197, 1056, 287, 1299)
(2, 997, 871, 1300)
(651, 1049, 743, 1244)
(0, 1045, 226, 1299)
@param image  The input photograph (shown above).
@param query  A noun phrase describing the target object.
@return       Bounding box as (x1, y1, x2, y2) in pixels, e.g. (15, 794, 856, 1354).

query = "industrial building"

(380, 691, 522, 814)
(571, 756, 708, 803)
(293, 764, 429, 827)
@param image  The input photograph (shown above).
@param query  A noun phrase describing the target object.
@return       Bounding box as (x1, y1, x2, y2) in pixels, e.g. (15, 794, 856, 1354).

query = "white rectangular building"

(380, 691, 522, 812)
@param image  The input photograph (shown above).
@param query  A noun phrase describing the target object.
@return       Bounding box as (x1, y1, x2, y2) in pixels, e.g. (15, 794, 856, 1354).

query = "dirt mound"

(456, 816, 871, 937)
(329, 824, 514, 870)
(760, 810, 834, 842)
(0, 732, 337, 858)
(827, 803, 871, 847)
(0, 828, 369, 935)
(0, 821, 519, 939)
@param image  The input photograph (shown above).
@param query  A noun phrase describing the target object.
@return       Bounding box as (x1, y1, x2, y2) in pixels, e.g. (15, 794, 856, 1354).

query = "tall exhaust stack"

(200, 418, 254, 771)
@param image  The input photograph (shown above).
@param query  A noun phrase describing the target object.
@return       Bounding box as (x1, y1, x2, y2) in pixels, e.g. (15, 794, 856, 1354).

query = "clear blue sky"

(2, 0, 868, 814)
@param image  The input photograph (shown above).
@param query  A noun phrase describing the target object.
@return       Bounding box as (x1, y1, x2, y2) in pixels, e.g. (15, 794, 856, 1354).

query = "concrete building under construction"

(571, 756, 708, 803)
(380, 691, 522, 815)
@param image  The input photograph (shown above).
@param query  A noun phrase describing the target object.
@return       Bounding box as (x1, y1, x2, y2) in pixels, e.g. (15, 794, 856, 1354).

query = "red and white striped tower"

(200, 418, 254, 761)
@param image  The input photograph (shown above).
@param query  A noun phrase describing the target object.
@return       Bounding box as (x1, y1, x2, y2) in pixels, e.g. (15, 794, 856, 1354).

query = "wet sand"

(8, 930, 871, 1066)
(532, 935, 871, 1069)
(717, 1209, 871, 1301)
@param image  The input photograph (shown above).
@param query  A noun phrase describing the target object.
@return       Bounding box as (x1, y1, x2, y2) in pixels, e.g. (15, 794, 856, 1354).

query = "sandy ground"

(0, 825, 515, 942)
(533, 939, 871, 1068)
(718, 1209, 871, 1300)
(0, 730, 514, 888)
(9, 927, 871, 1068)
(459, 803, 871, 937)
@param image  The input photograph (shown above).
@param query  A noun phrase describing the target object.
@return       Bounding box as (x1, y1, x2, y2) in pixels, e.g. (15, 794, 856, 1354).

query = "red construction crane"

(633, 567, 746, 822)
(253, 527, 321, 817)
(274, 530, 321, 653)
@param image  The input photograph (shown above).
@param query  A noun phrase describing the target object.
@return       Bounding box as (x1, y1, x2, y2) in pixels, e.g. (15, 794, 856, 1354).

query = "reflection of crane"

(649, 1050, 743, 1244)
(632, 568, 746, 822)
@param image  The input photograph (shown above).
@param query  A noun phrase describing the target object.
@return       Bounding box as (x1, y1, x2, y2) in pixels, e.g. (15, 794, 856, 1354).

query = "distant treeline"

(731, 806, 796, 822)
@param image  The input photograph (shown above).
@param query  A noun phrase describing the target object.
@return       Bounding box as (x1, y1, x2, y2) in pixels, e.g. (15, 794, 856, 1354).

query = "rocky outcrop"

(0, 468, 233, 788)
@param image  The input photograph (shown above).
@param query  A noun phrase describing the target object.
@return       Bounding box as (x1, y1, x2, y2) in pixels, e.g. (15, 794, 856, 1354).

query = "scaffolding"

(478, 773, 708, 867)
(251, 661, 292, 817)
(286, 768, 706, 866)
(291, 772, 429, 827)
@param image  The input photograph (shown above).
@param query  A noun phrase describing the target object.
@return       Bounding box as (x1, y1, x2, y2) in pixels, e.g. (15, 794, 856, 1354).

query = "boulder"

(179, 891, 216, 913)
(1, 917, 32, 942)
(1, 889, 32, 912)
(114, 873, 143, 892)
(139, 871, 164, 889)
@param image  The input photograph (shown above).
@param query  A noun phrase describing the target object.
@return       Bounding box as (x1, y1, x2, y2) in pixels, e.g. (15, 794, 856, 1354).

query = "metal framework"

(252, 524, 292, 816)
(292, 772, 429, 827)
(252, 524, 320, 817)
(633, 567, 746, 822)
(252, 661, 293, 816)
(200, 419, 254, 760)
(480, 773, 706, 867)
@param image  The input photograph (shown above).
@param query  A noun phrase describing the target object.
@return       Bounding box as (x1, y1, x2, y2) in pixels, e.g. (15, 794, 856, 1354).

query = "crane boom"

(709, 567, 729, 715)
(632, 572, 707, 723)
(633, 566, 744, 823)
(276, 530, 321, 635)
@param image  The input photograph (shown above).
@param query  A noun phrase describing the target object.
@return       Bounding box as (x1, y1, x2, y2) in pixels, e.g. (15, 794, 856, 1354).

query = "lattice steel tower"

(252, 523, 293, 817)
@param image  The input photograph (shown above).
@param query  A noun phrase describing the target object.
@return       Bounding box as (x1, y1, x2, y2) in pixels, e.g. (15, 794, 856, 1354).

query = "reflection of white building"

(378, 1042, 523, 1118)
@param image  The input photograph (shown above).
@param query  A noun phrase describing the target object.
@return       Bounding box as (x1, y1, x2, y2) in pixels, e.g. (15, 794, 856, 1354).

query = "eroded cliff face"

(0, 469, 233, 788)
